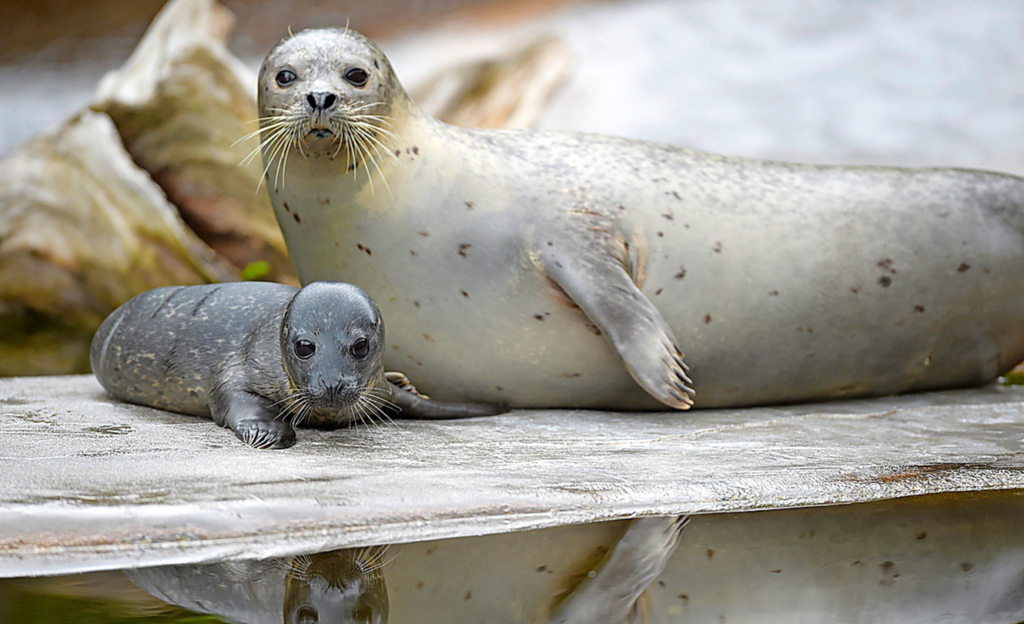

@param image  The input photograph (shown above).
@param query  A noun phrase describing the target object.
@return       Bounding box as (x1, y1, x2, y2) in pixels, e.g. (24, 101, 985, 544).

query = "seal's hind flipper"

(385, 372, 507, 419)
(540, 244, 695, 409)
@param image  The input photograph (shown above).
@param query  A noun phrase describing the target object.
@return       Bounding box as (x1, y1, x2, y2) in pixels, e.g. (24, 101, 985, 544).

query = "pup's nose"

(306, 91, 338, 112)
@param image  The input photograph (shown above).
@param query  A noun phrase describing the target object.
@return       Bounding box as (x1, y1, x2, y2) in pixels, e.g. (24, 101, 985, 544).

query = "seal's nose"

(306, 91, 338, 112)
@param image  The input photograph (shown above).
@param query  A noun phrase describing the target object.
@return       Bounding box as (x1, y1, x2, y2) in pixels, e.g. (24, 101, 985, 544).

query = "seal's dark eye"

(295, 606, 318, 624)
(351, 337, 370, 359)
(276, 69, 297, 87)
(295, 339, 315, 359)
(344, 67, 369, 87)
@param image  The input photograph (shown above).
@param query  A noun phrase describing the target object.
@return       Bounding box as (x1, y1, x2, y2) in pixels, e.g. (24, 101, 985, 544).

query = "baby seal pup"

(91, 282, 504, 449)
(256, 28, 1024, 410)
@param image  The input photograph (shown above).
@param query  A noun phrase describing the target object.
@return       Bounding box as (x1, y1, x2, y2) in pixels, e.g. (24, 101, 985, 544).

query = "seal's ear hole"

(277, 69, 298, 87)
(351, 337, 370, 359)
(344, 67, 369, 88)
(373, 59, 380, 70)
(295, 339, 316, 359)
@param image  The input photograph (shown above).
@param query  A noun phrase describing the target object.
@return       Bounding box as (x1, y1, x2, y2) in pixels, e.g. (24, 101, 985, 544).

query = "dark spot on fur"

(534, 314, 545, 321)
(461, 290, 469, 298)
(407, 355, 422, 366)
(674, 266, 686, 280)
(850, 286, 861, 294)
(410, 250, 417, 255)
(672, 190, 681, 200)
(293, 212, 301, 223)
(706, 549, 715, 560)
(877, 258, 897, 274)
(419, 231, 430, 237)
(537, 565, 547, 572)
(704, 314, 712, 324)
(879, 276, 892, 287)
(464, 590, 472, 601)
(771, 569, 782, 574)
(317, 197, 330, 206)
(413, 301, 420, 307)
(283, 201, 291, 213)
(769, 290, 779, 296)
(413, 146, 419, 155)
(416, 581, 423, 589)
(983, 267, 990, 274)
(465, 201, 474, 209)
(958, 262, 970, 273)
(357, 243, 364, 250)
(916, 531, 927, 540)
(547, 241, 553, 246)
(655, 288, 663, 295)
(364, 246, 372, 256)
(423, 334, 435, 343)
(618, 205, 626, 211)
(555, 261, 564, 269)
(914, 305, 925, 313)
(394, 149, 401, 157)
(496, 386, 503, 391)
(374, 59, 380, 69)
(880, 561, 895, 572)
(712, 241, 723, 253)
(677, 594, 689, 604)
(658, 581, 666, 588)
(657, 231, 664, 237)
(391, 344, 399, 350)
(662, 212, 674, 221)
(961, 562, 974, 572)
(560, 372, 581, 378)
(458, 243, 472, 257)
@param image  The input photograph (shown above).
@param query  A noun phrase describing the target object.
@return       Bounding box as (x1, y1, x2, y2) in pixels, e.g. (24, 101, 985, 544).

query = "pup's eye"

(351, 337, 370, 359)
(294, 339, 315, 359)
(276, 69, 298, 87)
(344, 67, 369, 87)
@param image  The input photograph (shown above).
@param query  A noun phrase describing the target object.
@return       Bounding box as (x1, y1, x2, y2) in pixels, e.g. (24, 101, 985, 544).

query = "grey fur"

(91, 281, 503, 449)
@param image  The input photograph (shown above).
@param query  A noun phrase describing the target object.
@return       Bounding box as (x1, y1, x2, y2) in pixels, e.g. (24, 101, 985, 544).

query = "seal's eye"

(276, 69, 298, 87)
(344, 67, 369, 87)
(295, 339, 316, 359)
(351, 337, 370, 359)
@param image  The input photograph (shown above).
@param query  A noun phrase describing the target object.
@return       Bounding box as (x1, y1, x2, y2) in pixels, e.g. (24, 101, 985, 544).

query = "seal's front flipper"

(541, 246, 695, 409)
(210, 378, 296, 449)
(549, 516, 689, 624)
(385, 371, 508, 419)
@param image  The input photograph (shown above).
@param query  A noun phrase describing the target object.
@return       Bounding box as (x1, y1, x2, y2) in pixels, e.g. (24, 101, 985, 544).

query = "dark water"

(4, 492, 1024, 623)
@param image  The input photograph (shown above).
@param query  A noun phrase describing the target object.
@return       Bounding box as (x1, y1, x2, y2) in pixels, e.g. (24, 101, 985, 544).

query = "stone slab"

(1, 374, 1023, 577)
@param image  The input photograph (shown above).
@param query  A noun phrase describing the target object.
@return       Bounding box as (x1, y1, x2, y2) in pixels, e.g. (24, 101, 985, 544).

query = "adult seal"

(91, 281, 503, 449)
(256, 28, 1024, 410)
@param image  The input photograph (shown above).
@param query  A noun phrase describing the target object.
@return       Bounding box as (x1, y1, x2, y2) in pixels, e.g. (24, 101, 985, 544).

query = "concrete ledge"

(1, 375, 1023, 577)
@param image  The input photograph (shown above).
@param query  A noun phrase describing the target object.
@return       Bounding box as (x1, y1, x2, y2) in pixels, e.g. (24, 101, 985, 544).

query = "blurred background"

(2, 0, 1024, 377)
(4, 0, 1024, 171)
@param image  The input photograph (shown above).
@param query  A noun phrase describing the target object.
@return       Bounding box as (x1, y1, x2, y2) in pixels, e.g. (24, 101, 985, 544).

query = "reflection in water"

(126, 516, 687, 624)
(127, 547, 390, 624)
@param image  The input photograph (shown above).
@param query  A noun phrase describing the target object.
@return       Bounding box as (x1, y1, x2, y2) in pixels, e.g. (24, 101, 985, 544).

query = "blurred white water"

(4, 0, 1024, 175)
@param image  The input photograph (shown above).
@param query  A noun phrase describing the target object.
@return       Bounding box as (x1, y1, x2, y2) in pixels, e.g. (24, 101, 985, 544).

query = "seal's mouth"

(308, 128, 334, 139)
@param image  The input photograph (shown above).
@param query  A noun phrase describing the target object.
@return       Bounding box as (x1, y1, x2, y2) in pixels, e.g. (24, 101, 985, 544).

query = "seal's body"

(92, 281, 501, 448)
(258, 28, 1024, 410)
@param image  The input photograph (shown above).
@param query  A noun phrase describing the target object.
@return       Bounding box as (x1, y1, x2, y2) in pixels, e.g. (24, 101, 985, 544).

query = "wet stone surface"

(1, 374, 1023, 577)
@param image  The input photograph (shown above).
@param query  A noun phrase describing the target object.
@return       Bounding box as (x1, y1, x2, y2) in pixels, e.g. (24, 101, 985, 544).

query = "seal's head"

(284, 547, 389, 624)
(279, 281, 388, 427)
(257, 28, 408, 187)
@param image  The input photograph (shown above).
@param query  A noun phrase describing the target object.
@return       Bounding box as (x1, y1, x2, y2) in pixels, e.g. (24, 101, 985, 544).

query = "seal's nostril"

(307, 91, 338, 111)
